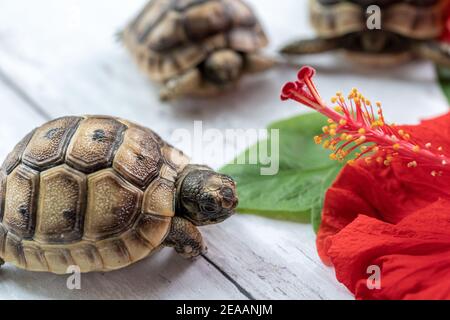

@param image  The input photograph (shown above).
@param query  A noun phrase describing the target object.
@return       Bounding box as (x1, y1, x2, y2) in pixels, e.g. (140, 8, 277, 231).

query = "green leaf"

(220, 112, 344, 229)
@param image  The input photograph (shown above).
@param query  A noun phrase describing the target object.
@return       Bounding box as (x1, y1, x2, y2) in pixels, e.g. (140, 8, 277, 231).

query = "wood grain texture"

(0, 0, 448, 300)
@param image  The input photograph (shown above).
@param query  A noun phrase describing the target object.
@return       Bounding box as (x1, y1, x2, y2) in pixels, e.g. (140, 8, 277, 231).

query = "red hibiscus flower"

(281, 67, 450, 299)
(441, 0, 450, 43)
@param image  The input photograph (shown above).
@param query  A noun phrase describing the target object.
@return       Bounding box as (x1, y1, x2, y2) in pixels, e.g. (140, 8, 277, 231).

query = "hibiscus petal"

(326, 199, 450, 299)
(318, 112, 450, 299)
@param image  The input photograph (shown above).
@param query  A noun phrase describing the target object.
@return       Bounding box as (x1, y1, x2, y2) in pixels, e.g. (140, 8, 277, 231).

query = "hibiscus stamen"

(281, 66, 450, 173)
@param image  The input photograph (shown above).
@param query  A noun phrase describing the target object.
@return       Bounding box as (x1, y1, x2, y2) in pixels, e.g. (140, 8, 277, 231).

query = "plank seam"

(0, 67, 51, 120)
(201, 253, 255, 300)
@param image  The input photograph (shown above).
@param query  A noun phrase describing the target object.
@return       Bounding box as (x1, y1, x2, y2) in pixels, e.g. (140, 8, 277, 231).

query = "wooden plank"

(203, 215, 351, 300)
(0, 82, 246, 300)
(1, 0, 447, 300)
(0, 0, 353, 299)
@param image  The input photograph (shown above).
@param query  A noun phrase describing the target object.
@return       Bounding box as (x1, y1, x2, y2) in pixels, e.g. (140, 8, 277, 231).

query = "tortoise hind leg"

(159, 69, 202, 101)
(280, 38, 340, 55)
(163, 217, 207, 259)
(244, 53, 276, 73)
(412, 41, 450, 68)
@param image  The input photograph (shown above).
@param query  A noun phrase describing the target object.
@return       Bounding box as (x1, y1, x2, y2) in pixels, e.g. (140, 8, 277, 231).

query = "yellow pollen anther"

(432, 171, 443, 177)
(340, 133, 348, 140)
(412, 145, 420, 153)
(356, 136, 366, 144)
(365, 157, 372, 164)
(329, 124, 337, 129)
(322, 126, 329, 134)
(384, 160, 391, 166)
(339, 119, 347, 126)
(346, 134, 353, 141)
(373, 147, 380, 153)
(314, 136, 322, 144)
(329, 129, 337, 136)
(386, 155, 394, 161)
(358, 128, 366, 135)
(376, 157, 384, 164)
(328, 118, 334, 124)
(404, 134, 410, 140)
(376, 102, 382, 108)
(347, 160, 355, 166)
(334, 106, 343, 112)
(331, 97, 337, 103)
(407, 161, 418, 168)
(329, 153, 337, 160)
(323, 141, 330, 149)
(393, 143, 400, 151)
(360, 145, 368, 152)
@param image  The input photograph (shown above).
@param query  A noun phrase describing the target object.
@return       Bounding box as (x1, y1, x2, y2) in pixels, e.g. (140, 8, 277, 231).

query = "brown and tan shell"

(0, 116, 191, 274)
(310, 0, 445, 40)
(122, 0, 269, 82)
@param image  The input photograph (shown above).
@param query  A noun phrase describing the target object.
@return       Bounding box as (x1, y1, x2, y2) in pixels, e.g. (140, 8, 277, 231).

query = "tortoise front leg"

(280, 38, 340, 55)
(163, 216, 207, 259)
(412, 41, 450, 68)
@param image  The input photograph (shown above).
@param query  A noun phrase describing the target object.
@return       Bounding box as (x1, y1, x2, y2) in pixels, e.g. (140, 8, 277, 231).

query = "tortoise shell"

(122, 0, 268, 82)
(311, 0, 445, 40)
(0, 116, 190, 274)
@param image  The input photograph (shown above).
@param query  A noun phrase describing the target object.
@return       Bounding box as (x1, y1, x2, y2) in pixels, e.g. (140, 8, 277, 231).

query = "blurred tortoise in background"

(122, 0, 275, 100)
(0, 116, 238, 274)
(281, 0, 450, 67)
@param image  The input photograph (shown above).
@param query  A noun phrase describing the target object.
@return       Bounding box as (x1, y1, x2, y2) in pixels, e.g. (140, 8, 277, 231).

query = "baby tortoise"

(281, 0, 450, 67)
(122, 0, 275, 100)
(0, 116, 238, 274)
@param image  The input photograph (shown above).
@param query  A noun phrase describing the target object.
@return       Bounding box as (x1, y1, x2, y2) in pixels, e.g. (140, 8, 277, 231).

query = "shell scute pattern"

(123, 0, 267, 83)
(35, 165, 86, 244)
(3, 164, 39, 239)
(311, 0, 445, 39)
(143, 178, 176, 217)
(0, 115, 184, 273)
(66, 117, 127, 173)
(113, 125, 163, 189)
(22, 116, 82, 171)
(84, 169, 143, 241)
(0, 170, 6, 221)
(1, 130, 35, 174)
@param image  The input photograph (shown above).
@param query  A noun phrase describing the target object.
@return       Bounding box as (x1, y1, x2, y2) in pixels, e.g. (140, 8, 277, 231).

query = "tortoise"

(0, 115, 238, 274)
(280, 0, 450, 67)
(121, 0, 275, 100)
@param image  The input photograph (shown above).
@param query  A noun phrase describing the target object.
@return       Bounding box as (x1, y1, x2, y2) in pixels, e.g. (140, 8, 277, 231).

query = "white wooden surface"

(0, 0, 448, 300)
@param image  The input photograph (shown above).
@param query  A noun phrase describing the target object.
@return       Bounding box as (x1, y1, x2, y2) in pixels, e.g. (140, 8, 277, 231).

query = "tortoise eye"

(202, 203, 217, 213)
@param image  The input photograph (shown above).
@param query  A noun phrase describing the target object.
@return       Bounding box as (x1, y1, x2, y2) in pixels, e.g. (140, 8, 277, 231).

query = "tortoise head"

(177, 166, 238, 226)
(203, 49, 244, 86)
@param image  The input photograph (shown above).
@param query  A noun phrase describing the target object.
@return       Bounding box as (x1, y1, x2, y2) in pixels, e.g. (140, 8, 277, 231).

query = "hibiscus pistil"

(281, 66, 450, 175)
